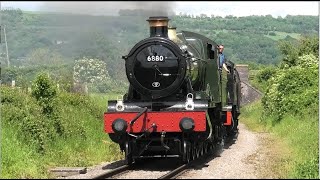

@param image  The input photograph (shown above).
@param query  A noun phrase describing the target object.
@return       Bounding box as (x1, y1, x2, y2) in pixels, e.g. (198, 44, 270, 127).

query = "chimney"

(146, 16, 170, 38)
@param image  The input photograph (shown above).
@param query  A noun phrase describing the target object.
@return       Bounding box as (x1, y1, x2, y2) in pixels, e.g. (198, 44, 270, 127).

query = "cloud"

(1, 1, 318, 17)
(175, 1, 318, 17)
(2, 1, 177, 16)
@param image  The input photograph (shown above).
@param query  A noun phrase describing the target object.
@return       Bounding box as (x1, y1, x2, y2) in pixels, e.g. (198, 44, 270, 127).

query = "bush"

(268, 32, 276, 36)
(262, 54, 318, 120)
(278, 36, 318, 68)
(256, 66, 277, 82)
(1, 67, 18, 85)
(88, 79, 128, 94)
(73, 57, 110, 84)
(1, 86, 56, 152)
(31, 73, 57, 115)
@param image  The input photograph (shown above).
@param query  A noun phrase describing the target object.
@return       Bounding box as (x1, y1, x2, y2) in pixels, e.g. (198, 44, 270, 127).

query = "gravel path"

(178, 123, 278, 179)
(57, 122, 280, 179)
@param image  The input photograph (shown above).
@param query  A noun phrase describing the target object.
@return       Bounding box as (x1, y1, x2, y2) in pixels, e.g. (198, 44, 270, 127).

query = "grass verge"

(1, 87, 124, 178)
(240, 100, 319, 178)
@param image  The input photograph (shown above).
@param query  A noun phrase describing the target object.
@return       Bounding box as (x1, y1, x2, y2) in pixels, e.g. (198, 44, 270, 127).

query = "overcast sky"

(1, 1, 319, 17)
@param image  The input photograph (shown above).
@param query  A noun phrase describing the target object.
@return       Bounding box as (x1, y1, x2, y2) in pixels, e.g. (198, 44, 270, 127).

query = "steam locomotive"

(104, 16, 241, 164)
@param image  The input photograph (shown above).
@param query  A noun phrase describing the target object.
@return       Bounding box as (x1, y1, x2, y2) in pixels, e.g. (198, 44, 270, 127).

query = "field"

(264, 31, 301, 40)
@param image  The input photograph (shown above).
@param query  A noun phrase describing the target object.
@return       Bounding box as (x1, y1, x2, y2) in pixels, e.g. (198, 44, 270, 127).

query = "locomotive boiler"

(104, 16, 242, 164)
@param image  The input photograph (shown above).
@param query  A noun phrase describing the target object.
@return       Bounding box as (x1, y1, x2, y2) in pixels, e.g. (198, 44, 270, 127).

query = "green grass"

(1, 87, 124, 178)
(89, 92, 123, 111)
(2, 119, 123, 178)
(239, 101, 268, 132)
(264, 31, 301, 41)
(214, 29, 229, 34)
(240, 101, 319, 178)
(2, 124, 45, 178)
(248, 70, 267, 93)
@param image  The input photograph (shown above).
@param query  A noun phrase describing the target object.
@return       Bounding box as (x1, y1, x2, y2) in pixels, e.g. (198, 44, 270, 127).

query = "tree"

(278, 36, 319, 68)
(73, 57, 110, 84)
(25, 48, 64, 67)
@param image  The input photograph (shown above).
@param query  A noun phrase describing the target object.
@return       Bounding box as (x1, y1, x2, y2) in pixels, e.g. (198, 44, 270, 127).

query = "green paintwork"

(180, 31, 228, 108)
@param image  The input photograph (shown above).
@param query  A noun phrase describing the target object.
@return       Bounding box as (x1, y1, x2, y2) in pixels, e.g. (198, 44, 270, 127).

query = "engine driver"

(218, 45, 230, 73)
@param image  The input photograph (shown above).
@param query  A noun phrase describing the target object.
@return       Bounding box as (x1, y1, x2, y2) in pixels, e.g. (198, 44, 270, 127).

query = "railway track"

(91, 164, 132, 179)
(91, 153, 214, 179)
(91, 160, 189, 179)
(91, 133, 238, 179)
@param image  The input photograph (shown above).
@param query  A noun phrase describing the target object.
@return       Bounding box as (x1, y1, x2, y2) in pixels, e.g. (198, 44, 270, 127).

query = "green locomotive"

(104, 16, 242, 164)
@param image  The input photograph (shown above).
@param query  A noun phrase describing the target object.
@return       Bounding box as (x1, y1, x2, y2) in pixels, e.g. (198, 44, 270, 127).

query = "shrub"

(256, 66, 277, 83)
(73, 57, 110, 84)
(268, 32, 276, 36)
(262, 54, 318, 120)
(31, 72, 57, 115)
(1, 86, 56, 152)
(73, 57, 116, 93)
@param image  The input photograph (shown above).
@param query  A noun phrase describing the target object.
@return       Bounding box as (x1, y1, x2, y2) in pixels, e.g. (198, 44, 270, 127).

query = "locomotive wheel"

(195, 144, 200, 159)
(234, 118, 239, 133)
(208, 143, 214, 154)
(214, 138, 225, 157)
(187, 144, 191, 162)
(200, 143, 204, 156)
(191, 144, 196, 160)
(181, 141, 191, 163)
(204, 143, 208, 154)
(125, 141, 133, 165)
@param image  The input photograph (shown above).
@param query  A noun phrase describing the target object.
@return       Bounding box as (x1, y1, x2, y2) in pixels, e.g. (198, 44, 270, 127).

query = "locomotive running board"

(106, 100, 208, 112)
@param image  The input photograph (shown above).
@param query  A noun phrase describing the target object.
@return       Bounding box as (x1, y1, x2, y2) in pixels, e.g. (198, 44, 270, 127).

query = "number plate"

(147, 55, 165, 62)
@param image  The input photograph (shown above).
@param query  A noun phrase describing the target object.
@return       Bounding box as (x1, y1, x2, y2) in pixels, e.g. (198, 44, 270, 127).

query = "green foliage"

(264, 31, 301, 41)
(2, 124, 47, 178)
(1, 9, 23, 26)
(258, 36, 319, 120)
(297, 36, 319, 57)
(240, 101, 319, 179)
(73, 57, 110, 84)
(1, 86, 56, 153)
(292, 157, 319, 179)
(250, 66, 277, 92)
(31, 73, 57, 115)
(262, 62, 318, 120)
(1, 63, 74, 93)
(268, 32, 276, 36)
(57, 92, 101, 119)
(1, 85, 123, 178)
(24, 47, 64, 67)
(256, 66, 277, 83)
(237, 60, 269, 70)
(278, 36, 319, 68)
(247, 36, 319, 179)
(1, 67, 18, 85)
(297, 53, 319, 68)
(73, 57, 128, 93)
(1, 10, 318, 80)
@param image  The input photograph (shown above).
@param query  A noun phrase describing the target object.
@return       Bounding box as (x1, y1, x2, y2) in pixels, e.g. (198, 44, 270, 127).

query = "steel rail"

(91, 164, 131, 179)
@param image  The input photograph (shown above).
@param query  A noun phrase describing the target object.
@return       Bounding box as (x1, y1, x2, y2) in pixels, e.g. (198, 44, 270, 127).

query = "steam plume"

(39, 1, 177, 16)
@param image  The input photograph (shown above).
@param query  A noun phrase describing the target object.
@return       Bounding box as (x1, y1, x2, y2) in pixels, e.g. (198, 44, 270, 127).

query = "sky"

(1, 1, 319, 17)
